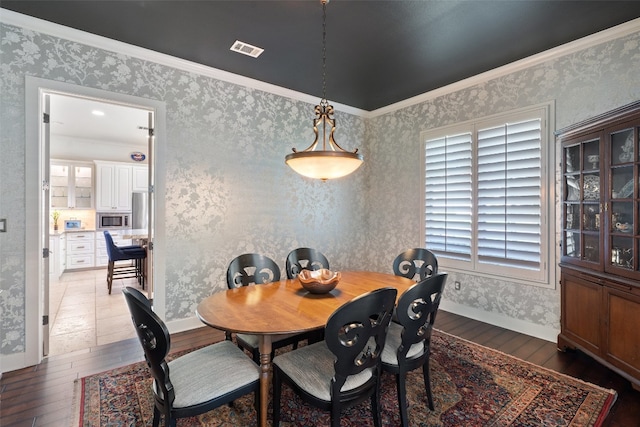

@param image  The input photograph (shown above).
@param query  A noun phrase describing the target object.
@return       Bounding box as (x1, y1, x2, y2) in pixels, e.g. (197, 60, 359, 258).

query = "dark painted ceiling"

(3, 1, 640, 111)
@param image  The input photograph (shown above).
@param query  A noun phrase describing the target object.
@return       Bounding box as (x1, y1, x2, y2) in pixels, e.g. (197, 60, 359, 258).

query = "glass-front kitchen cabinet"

(50, 160, 93, 209)
(558, 101, 640, 391)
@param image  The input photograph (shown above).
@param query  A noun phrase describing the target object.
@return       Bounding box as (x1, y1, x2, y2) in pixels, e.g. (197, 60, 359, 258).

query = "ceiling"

(4, 1, 640, 112)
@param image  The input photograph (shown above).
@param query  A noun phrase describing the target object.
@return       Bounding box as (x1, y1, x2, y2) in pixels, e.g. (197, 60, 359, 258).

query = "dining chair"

(285, 247, 330, 279)
(104, 230, 147, 294)
(272, 287, 398, 427)
(381, 273, 448, 426)
(225, 253, 302, 362)
(122, 287, 261, 427)
(392, 248, 438, 281)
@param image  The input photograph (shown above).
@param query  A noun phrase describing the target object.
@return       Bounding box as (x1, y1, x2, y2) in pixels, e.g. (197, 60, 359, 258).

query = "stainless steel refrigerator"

(131, 192, 148, 229)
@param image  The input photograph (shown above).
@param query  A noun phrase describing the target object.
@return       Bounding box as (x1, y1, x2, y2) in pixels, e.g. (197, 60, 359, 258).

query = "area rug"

(73, 330, 616, 426)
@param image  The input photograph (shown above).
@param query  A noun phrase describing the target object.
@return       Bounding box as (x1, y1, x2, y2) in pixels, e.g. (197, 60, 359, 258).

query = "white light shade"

(285, 151, 364, 180)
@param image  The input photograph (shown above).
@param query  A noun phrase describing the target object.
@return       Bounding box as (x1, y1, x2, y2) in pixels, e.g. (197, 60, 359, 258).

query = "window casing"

(422, 105, 552, 286)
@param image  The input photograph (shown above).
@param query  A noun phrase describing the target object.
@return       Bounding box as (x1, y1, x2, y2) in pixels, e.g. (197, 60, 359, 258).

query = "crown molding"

(368, 17, 640, 118)
(0, 8, 366, 117)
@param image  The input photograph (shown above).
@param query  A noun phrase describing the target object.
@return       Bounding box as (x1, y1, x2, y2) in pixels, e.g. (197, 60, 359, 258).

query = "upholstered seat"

(381, 273, 448, 426)
(273, 287, 397, 427)
(123, 287, 261, 427)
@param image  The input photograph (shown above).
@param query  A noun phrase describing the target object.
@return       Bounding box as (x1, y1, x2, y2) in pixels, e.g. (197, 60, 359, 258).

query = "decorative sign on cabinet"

(557, 100, 640, 391)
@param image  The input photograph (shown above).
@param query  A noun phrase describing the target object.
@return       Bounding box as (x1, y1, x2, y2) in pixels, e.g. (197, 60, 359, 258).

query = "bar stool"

(103, 230, 147, 294)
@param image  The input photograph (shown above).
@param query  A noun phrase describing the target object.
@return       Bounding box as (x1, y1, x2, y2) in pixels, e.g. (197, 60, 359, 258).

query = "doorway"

(48, 93, 151, 355)
(24, 76, 167, 367)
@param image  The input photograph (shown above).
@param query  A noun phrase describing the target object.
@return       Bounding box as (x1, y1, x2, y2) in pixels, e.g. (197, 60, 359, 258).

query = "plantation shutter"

(424, 133, 473, 260)
(476, 119, 542, 270)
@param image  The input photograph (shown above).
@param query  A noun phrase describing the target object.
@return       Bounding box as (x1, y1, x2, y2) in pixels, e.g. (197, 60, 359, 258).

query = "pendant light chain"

(322, 0, 327, 103)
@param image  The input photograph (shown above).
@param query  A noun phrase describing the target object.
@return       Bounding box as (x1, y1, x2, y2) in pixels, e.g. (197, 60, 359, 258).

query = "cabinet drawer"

(67, 232, 95, 241)
(68, 240, 94, 253)
(67, 254, 95, 269)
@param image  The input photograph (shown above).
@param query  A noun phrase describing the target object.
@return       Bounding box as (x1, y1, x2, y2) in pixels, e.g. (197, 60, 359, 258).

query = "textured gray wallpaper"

(1, 18, 639, 357)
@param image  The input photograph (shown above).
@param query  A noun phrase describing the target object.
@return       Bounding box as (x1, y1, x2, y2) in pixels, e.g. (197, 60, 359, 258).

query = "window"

(423, 105, 552, 285)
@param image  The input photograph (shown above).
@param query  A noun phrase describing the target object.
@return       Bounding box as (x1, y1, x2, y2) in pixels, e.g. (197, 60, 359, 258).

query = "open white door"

(146, 111, 154, 300)
(42, 93, 51, 357)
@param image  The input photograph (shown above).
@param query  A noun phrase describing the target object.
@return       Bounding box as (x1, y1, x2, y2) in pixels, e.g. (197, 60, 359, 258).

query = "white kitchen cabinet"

(50, 160, 93, 209)
(132, 165, 148, 193)
(49, 233, 67, 279)
(95, 161, 133, 211)
(95, 230, 132, 267)
(66, 231, 95, 269)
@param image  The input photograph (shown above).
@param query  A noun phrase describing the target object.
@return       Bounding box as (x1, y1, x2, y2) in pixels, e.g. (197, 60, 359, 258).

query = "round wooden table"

(196, 270, 415, 427)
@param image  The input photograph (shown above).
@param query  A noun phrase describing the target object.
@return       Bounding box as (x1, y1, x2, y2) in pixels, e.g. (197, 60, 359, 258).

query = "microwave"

(97, 212, 130, 229)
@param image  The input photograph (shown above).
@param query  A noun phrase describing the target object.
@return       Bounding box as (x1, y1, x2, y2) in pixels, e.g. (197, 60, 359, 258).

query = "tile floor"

(48, 268, 147, 356)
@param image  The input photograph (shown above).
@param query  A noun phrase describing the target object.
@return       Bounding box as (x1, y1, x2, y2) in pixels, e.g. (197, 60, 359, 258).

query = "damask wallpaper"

(1, 15, 639, 360)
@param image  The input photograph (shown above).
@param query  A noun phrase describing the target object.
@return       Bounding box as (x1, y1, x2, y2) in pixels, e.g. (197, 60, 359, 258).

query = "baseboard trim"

(166, 316, 207, 335)
(0, 352, 28, 374)
(439, 300, 559, 343)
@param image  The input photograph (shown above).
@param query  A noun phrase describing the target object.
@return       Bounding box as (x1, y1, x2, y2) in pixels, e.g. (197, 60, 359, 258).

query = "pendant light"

(285, 0, 363, 181)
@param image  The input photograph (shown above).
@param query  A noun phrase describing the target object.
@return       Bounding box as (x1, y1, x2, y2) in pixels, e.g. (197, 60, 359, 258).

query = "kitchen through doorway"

(46, 92, 153, 356)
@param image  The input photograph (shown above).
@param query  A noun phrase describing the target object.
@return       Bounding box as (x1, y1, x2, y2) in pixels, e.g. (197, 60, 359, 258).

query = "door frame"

(25, 76, 167, 367)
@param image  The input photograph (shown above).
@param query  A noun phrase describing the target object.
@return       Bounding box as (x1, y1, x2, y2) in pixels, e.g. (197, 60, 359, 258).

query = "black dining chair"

(225, 253, 303, 362)
(392, 248, 438, 281)
(381, 273, 448, 426)
(104, 230, 147, 294)
(285, 247, 330, 279)
(272, 287, 398, 427)
(122, 287, 261, 427)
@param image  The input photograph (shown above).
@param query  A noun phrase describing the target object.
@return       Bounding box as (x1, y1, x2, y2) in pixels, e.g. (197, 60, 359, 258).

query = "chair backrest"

(226, 253, 281, 288)
(103, 230, 117, 261)
(285, 247, 330, 279)
(324, 287, 397, 394)
(122, 287, 175, 407)
(392, 248, 438, 281)
(394, 273, 447, 360)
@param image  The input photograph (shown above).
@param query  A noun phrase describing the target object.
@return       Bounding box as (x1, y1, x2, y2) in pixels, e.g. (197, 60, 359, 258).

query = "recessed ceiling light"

(230, 40, 264, 58)
(92, 110, 105, 116)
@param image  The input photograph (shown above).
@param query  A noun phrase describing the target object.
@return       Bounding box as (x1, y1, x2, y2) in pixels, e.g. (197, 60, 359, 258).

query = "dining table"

(196, 270, 416, 427)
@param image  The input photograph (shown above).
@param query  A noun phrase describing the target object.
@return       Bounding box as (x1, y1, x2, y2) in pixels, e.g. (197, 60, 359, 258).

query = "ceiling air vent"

(230, 40, 264, 58)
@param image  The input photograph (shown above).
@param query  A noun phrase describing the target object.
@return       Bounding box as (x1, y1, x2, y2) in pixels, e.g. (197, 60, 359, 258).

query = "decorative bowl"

(297, 269, 341, 294)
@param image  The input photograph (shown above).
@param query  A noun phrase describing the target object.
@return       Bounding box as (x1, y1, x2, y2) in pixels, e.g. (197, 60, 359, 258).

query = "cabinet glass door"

(562, 137, 601, 265)
(606, 126, 637, 275)
(74, 165, 93, 208)
(50, 164, 69, 209)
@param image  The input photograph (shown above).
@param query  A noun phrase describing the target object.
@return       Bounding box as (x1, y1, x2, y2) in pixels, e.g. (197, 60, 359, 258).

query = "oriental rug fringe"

(73, 330, 616, 426)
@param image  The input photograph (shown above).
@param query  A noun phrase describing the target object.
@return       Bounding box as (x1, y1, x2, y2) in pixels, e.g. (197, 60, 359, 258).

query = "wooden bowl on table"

(297, 269, 341, 294)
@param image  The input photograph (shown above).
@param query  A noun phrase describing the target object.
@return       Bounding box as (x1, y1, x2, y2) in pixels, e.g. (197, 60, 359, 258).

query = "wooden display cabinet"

(558, 101, 640, 390)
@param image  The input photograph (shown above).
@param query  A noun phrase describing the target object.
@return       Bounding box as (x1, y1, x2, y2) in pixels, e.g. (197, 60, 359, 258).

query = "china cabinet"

(558, 101, 640, 390)
(50, 160, 93, 209)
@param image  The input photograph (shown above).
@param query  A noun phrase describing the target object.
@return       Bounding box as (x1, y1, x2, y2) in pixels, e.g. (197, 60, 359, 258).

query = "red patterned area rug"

(73, 330, 616, 426)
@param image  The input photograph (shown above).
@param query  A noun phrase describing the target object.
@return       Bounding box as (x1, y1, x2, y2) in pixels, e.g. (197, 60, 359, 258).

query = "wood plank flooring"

(1, 311, 639, 426)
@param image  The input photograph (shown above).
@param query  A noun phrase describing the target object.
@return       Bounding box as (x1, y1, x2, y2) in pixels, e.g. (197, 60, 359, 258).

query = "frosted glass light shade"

(285, 151, 364, 180)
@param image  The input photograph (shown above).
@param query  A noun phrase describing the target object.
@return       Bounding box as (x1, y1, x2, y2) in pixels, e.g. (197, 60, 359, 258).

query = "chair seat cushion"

(381, 321, 425, 366)
(155, 340, 259, 409)
(236, 332, 300, 349)
(273, 341, 373, 402)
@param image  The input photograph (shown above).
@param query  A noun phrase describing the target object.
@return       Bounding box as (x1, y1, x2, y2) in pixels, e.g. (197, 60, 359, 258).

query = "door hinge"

(148, 127, 155, 137)
(148, 241, 153, 251)
(43, 112, 50, 124)
(149, 184, 154, 194)
(43, 248, 50, 258)
(43, 315, 49, 326)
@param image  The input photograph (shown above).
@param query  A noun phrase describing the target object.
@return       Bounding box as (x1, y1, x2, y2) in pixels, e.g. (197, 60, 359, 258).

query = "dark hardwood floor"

(1, 311, 639, 426)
